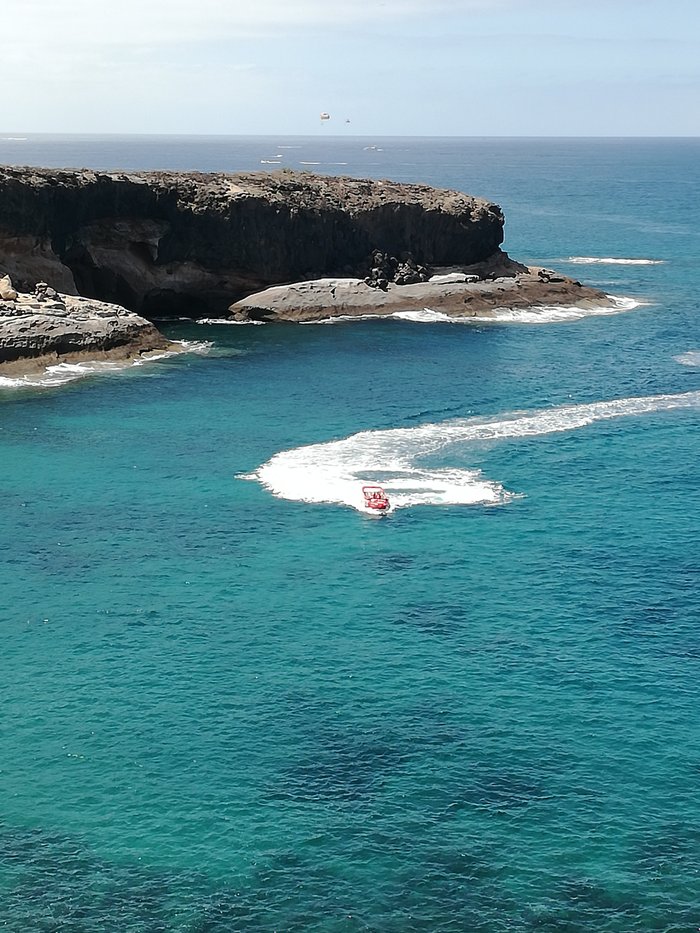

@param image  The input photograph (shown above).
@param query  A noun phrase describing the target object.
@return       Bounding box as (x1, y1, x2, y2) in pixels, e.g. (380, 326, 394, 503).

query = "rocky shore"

(0, 167, 612, 369)
(0, 166, 505, 318)
(0, 277, 174, 374)
(228, 256, 610, 323)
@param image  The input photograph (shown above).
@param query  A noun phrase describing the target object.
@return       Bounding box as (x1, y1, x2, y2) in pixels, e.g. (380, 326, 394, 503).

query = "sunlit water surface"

(1, 136, 699, 931)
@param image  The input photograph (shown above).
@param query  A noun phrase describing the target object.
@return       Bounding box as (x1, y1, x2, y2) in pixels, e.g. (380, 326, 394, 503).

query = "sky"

(2, 0, 699, 136)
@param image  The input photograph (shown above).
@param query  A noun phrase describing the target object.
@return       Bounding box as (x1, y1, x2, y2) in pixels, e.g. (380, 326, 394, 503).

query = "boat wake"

(242, 391, 700, 513)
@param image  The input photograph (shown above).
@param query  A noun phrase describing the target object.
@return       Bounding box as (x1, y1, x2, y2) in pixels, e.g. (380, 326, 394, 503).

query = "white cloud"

(2, 0, 697, 134)
(6, 0, 504, 46)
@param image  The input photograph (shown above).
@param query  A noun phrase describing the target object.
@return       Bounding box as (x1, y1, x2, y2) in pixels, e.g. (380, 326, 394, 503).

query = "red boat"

(362, 485, 390, 512)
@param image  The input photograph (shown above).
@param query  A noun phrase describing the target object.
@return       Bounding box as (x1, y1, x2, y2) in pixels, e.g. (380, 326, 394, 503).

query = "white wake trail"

(243, 391, 700, 513)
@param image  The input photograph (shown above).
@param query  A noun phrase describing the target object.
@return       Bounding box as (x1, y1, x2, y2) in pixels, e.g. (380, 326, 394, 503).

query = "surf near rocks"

(0, 276, 175, 377)
(0, 165, 610, 329)
(0, 166, 505, 320)
(227, 255, 611, 323)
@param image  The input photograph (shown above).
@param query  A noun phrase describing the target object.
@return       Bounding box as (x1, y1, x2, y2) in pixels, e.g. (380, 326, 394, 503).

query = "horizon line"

(1, 132, 699, 141)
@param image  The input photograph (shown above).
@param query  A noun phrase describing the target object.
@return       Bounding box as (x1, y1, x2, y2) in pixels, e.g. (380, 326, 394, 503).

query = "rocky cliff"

(0, 167, 505, 318)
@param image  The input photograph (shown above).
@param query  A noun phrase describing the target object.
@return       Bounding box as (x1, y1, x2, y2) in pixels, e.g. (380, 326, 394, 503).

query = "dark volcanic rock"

(0, 167, 505, 319)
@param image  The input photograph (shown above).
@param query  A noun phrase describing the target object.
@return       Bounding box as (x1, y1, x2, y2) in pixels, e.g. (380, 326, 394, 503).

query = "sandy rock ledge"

(228, 261, 611, 323)
(0, 279, 174, 374)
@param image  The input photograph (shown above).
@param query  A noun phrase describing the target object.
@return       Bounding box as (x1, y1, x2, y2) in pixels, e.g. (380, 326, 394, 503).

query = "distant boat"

(363, 145, 383, 152)
(260, 160, 282, 164)
(320, 112, 330, 122)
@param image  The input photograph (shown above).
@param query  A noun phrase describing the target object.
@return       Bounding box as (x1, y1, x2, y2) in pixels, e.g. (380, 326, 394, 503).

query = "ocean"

(0, 135, 699, 931)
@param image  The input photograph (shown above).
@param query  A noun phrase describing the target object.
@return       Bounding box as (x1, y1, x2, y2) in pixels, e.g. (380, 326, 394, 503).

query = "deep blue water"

(1, 136, 699, 931)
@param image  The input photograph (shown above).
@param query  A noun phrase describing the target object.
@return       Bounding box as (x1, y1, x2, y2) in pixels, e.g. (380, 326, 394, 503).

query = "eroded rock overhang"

(0, 167, 505, 319)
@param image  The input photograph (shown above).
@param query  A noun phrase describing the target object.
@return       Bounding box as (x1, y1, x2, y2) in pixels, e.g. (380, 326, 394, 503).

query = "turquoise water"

(1, 137, 699, 931)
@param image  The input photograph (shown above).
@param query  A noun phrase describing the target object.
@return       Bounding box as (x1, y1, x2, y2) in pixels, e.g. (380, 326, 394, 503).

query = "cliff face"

(0, 167, 504, 318)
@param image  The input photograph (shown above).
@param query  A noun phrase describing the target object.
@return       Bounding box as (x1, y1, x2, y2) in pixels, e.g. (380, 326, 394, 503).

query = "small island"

(227, 254, 609, 323)
(0, 166, 611, 373)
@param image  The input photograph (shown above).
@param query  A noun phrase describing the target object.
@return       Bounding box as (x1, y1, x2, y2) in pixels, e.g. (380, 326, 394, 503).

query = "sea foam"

(464, 295, 643, 324)
(0, 360, 126, 389)
(0, 340, 211, 391)
(674, 350, 700, 367)
(564, 256, 665, 265)
(392, 309, 454, 323)
(243, 391, 700, 513)
(306, 295, 641, 327)
(196, 318, 264, 326)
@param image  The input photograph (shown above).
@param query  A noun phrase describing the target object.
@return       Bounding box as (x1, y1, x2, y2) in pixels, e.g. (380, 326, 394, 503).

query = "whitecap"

(0, 340, 212, 390)
(463, 295, 644, 324)
(392, 309, 454, 323)
(196, 318, 264, 326)
(674, 350, 700, 367)
(242, 390, 700, 513)
(301, 295, 642, 327)
(132, 339, 213, 363)
(0, 359, 130, 389)
(299, 313, 385, 325)
(564, 256, 665, 265)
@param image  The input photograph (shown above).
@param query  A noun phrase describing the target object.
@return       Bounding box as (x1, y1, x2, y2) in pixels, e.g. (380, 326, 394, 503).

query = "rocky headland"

(0, 166, 610, 369)
(228, 255, 609, 323)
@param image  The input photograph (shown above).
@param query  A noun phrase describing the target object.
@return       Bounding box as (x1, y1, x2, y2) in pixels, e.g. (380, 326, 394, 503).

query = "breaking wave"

(675, 350, 700, 367)
(564, 257, 665, 265)
(309, 296, 641, 327)
(0, 341, 211, 390)
(464, 296, 643, 324)
(242, 391, 700, 513)
(392, 309, 454, 323)
(196, 318, 264, 326)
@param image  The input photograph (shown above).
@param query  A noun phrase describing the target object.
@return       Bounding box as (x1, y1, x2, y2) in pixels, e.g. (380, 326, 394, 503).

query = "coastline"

(0, 168, 639, 370)
(228, 265, 614, 323)
(0, 268, 632, 383)
(0, 341, 185, 381)
(0, 137, 695, 933)
(0, 288, 178, 384)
